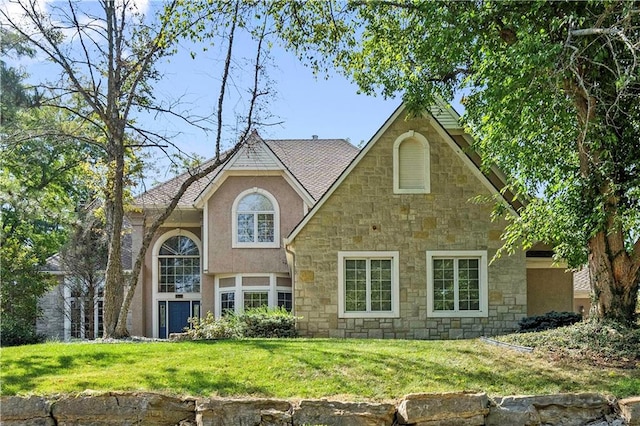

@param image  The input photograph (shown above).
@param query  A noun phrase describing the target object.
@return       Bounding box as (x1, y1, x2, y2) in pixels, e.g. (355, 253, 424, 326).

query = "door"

(158, 300, 200, 338)
(168, 301, 191, 335)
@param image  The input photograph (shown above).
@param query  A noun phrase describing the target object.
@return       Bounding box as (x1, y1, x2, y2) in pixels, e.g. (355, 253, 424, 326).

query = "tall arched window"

(232, 188, 280, 248)
(158, 235, 200, 293)
(393, 130, 430, 194)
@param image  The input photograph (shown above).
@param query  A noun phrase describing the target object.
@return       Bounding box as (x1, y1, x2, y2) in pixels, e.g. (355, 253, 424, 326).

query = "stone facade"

(290, 111, 527, 339)
(35, 277, 66, 340)
(2, 392, 637, 426)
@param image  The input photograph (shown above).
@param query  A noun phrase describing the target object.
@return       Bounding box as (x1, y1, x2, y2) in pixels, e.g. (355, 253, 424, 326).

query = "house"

(573, 267, 592, 317)
(284, 104, 575, 339)
(37, 234, 132, 340)
(38, 102, 576, 340)
(127, 132, 359, 338)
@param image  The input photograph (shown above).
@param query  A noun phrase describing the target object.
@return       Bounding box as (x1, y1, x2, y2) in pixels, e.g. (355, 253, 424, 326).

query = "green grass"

(2, 338, 638, 400)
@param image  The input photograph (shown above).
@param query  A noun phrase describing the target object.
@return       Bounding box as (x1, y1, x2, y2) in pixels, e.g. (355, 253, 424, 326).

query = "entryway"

(158, 300, 200, 339)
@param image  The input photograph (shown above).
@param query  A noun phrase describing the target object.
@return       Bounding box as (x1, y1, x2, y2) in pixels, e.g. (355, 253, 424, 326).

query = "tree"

(59, 200, 109, 339)
(1, 0, 274, 338)
(0, 101, 102, 344)
(0, 27, 35, 125)
(0, 30, 95, 345)
(273, 1, 640, 324)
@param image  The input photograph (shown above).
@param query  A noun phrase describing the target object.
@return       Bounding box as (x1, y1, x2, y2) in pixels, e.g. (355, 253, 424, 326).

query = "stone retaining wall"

(1, 392, 638, 426)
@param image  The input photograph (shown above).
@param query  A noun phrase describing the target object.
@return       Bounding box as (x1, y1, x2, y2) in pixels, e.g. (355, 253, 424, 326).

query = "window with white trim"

(158, 235, 200, 293)
(277, 292, 292, 311)
(426, 251, 488, 317)
(338, 251, 400, 318)
(243, 291, 269, 309)
(220, 292, 235, 315)
(232, 189, 280, 248)
(215, 273, 291, 317)
(393, 130, 430, 194)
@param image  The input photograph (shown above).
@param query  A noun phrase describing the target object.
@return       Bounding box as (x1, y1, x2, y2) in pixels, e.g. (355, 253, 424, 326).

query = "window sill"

(338, 311, 399, 319)
(232, 242, 280, 249)
(427, 311, 488, 318)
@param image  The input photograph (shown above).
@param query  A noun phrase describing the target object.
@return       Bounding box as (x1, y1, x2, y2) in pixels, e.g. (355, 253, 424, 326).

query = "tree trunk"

(102, 159, 125, 338)
(102, 131, 126, 338)
(588, 230, 639, 325)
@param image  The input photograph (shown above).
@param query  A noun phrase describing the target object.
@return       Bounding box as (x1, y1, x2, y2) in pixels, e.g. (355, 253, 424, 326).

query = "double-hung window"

(338, 251, 400, 318)
(426, 251, 488, 317)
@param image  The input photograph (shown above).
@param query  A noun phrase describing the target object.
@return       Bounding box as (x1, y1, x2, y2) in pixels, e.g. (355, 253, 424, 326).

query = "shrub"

(185, 312, 238, 340)
(518, 311, 582, 332)
(0, 318, 44, 346)
(184, 308, 299, 340)
(235, 306, 298, 338)
(499, 319, 640, 367)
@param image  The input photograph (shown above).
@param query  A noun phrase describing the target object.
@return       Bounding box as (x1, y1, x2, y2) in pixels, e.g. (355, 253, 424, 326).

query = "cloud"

(116, 0, 150, 16)
(0, 0, 49, 27)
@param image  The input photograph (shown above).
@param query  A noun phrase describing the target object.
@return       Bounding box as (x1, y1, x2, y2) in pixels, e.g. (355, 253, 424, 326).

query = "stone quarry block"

(486, 393, 612, 426)
(0, 395, 54, 426)
(51, 391, 196, 425)
(619, 396, 640, 426)
(196, 398, 292, 426)
(292, 399, 395, 426)
(396, 392, 488, 425)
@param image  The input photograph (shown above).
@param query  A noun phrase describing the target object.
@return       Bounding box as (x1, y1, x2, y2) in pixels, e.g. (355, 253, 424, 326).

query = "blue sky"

(3, 0, 463, 179)
(1, 0, 398, 153)
(146, 39, 402, 160)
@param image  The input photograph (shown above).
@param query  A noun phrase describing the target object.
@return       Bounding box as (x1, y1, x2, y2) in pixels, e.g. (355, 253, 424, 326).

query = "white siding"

(229, 144, 280, 170)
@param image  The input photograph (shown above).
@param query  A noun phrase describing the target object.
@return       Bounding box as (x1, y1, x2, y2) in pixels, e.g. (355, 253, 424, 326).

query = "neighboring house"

(37, 234, 132, 340)
(573, 267, 592, 316)
(39, 102, 576, 340)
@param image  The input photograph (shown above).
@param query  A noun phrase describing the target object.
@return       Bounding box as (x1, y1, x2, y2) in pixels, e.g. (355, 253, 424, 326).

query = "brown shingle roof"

(265, 138, 358, 201)
(134, 136, 358, 207)
(134, 156, 223, 207)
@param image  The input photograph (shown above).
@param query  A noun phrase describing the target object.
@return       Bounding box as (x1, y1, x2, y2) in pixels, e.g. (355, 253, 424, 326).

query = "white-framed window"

(158, 234, 200, 293)
(215, 273, 292, 317)
(338, 251, 400, 318)
(65, 282, 104, 340)
(393, 130, 430, 194)
(232, 188, 280, 248)
(426, 251, 488, 318)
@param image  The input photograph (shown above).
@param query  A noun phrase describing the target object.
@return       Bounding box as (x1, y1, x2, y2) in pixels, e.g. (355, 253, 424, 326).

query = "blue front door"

(159, 300, 200, 338)
(169, 301, 191, 335)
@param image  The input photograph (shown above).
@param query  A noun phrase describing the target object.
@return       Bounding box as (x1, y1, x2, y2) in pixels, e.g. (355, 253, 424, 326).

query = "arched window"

(393, 130, 430, 194)
(232, 188, 280, 248)
(158, 235, 200, 293)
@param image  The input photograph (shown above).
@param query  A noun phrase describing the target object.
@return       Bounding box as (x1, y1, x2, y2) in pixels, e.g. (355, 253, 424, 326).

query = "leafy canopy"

(274, 1, 640, 268)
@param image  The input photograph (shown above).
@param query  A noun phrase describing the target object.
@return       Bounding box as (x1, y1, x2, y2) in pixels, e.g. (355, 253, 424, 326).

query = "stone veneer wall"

(2, 392, 638, 425)
(36, 279, 66, 340)
(291, 112, 527, 339)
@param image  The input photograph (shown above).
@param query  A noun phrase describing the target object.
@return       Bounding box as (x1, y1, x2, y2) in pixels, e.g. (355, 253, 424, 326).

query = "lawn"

(1, 338, 638, 400)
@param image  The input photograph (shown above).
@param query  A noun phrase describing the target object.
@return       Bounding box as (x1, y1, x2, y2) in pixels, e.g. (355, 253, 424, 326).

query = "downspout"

(284, 239, 296, 317)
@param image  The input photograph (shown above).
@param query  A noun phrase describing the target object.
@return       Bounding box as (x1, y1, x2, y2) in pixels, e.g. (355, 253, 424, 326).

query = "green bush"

(518, 311, 582, 332)
(185, 312, 238, 340)
(0, 318, 44, 346)
(236, 306, 298, 338)
(184, 307, 298, 340)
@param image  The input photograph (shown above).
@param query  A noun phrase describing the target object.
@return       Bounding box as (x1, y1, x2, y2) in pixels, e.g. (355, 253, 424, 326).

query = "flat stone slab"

(397, 392, 488, 425)
(293, 399, 396, 426)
